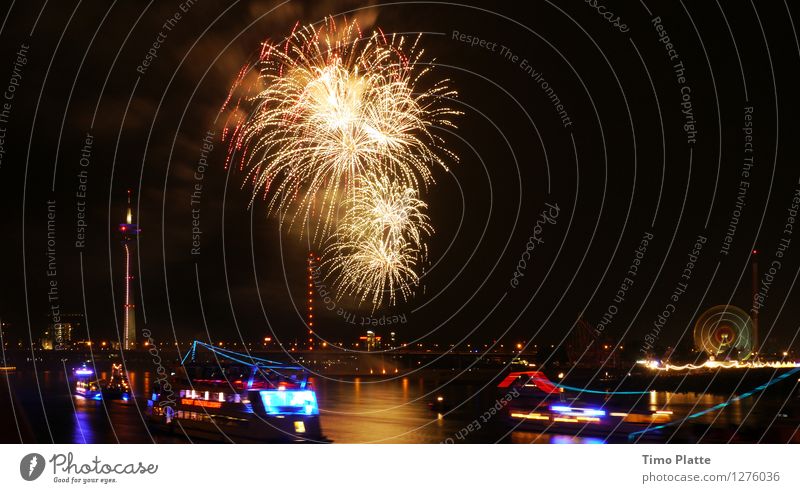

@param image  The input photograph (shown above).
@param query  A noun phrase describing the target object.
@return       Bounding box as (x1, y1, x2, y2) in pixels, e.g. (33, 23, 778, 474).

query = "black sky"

(1, 0, 799, 357)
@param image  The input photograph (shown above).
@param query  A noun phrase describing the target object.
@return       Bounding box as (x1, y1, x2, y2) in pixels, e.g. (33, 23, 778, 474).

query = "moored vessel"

(73, 364, 102, 400)
(146, 341, 326, 443)
(499, 371, 673, 437)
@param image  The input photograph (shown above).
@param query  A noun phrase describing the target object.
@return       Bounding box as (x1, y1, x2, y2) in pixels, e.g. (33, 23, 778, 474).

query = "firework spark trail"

(223, 17, 458, 307)
(224, 18, 458, 241)
(323, 174, 432, 307)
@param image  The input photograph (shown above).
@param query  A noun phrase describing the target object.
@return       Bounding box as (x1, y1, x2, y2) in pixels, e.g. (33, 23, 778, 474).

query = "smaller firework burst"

(323, 174, 432, 307)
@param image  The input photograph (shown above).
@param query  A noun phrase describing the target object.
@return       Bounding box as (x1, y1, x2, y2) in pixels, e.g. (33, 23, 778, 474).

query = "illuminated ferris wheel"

(693, 305, 754, 360)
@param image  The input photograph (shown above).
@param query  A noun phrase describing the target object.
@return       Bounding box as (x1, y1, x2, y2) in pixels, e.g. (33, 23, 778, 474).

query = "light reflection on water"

(72, 396, 96, 444)
(654, 391, 745, 426)
(1, 369, 797, 443)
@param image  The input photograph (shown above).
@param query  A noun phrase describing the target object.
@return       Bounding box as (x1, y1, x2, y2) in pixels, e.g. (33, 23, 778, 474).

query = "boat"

(499, 371, 673, 437)
(73, 363, 131, 401)
(427, 395, 450, 412)
(506, 402, 674, 436)
(146, 341, 326, 443)
(73, 365, 102, 400)
(497, 370, 564, 400)
(101, 363, 131, 401)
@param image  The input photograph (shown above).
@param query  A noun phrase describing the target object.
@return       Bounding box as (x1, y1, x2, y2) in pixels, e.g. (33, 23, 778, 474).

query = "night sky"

(1, 0, 799, 356)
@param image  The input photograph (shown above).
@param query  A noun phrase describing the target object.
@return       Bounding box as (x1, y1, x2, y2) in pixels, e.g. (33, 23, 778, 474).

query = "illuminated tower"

(306, 252, 320, 350)
(751, 248, 759, 360)
(119, 190, 140, 350)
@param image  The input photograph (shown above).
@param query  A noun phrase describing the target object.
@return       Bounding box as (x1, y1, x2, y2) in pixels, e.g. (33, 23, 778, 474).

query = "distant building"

(40, 333, 53, 350)
(54, 323, 73, 349)
(360, 330, 382, 351)
(42, 313, 84, 350)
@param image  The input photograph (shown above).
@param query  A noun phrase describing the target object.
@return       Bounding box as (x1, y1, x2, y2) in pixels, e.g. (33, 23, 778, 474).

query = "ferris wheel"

(693, 305, 754, 360)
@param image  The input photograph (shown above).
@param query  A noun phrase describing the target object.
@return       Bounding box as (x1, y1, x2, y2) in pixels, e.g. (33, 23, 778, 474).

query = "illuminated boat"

(146, 341, 325, 443)
(497, 370, 564, 400)
(73, 365, 102, 400)
(427, 395, 449, 412)
(499, 371, 673, 437)
(505, 403, 674, 437)
(101, 363, 131, 401)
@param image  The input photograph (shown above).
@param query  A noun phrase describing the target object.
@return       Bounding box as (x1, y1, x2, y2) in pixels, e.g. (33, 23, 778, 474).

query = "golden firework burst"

(224, 17, 458, 306)
(224, 18, 458, 241)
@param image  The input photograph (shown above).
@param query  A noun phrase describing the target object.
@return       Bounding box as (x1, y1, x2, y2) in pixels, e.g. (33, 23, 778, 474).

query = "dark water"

(1, 367, 798, 444)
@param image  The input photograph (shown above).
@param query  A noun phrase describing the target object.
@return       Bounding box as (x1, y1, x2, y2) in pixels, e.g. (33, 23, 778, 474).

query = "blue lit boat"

(73, 365, 103, 400)
(499, 371, 673, 437)
(146, 341, 325, 443)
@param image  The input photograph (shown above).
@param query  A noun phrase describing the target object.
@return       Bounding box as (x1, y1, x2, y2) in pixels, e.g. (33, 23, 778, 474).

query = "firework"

(223, 18, 459, 241)
(323, 174, 432, 307)
(224, 18, 459, 306)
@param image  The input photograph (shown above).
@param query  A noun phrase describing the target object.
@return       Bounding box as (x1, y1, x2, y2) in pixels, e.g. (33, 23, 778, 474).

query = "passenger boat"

(73, 365, 102, 400)
(146, 341, 325, 443)
(499, 371, 673, 437)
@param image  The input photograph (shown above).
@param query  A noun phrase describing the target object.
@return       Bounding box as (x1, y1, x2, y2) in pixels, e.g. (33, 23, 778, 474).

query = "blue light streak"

(550, 405, 606, 417)
(180, 340, 304, 375)
(558, 384, 650, 395)
(551, 435, 605, 444)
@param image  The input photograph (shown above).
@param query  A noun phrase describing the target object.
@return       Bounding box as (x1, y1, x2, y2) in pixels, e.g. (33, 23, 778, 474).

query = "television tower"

(751, 248, 759, 360)
(306, 252, 320, 350)
(120, 190, 140, 350)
